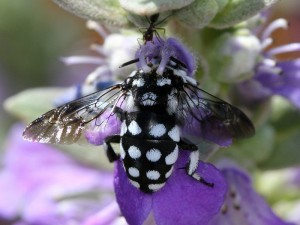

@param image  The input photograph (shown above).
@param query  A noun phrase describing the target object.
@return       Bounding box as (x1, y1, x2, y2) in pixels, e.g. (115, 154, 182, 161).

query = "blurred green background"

(0, 1, 99, 145)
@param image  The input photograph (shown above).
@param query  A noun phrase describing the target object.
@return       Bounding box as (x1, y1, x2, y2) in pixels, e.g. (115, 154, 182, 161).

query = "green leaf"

(120, 0, 194, 15)
(213, 125, 275, 169)
(209, 0, 280, 29)
(52, 0, 129, 26)
(259, 107, 300, 169)
(3, 88, 66, 123)
(175, 0, 219, 28)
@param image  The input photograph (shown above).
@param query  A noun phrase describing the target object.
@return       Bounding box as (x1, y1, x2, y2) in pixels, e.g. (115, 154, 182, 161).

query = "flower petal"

(152, 150, 227, 225)
(256, 61, 300, 108)
(0, 125, 114, 223)
(209, 163, 294, 225)
(136, 37, 196, 76)
(85, 113, 121, 145)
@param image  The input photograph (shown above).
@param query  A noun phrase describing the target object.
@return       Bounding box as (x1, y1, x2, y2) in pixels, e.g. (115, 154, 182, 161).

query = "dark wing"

(23, 84, 125, 144)
(179, 82, 255, 144)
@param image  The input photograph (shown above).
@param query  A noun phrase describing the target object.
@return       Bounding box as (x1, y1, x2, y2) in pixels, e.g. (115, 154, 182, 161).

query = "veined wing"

(23, 84, 125, 144)
(179, 82, 255, 143)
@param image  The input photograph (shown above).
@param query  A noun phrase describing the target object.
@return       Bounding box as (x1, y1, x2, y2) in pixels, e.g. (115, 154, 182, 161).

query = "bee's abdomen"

(121, 137, 179, 192)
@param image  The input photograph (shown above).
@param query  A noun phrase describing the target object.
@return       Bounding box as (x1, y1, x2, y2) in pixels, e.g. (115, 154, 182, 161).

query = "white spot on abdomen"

(146, 148, 162, 162)
(146, 170, 161, 180)
(128, 121, 142, 135)
(128, 167, 140, 177)
(149, 124, 166, 137)
(148, 183, 166, 191)
(129, 179, 140, 188)
(128, 145, 141, 159)
(165, 146, 179, 165)
(168, 126, 180, 142)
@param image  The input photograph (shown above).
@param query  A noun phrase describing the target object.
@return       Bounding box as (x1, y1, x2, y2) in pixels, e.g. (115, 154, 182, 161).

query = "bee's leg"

(178, 138, 198, 150)
(179, 139, 214, 188)
(104, 135, 121, 162)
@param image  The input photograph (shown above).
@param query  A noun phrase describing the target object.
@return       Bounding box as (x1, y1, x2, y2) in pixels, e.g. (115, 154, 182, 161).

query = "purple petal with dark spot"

(256, 61, 300, 108)
(209, 164, 295, 225)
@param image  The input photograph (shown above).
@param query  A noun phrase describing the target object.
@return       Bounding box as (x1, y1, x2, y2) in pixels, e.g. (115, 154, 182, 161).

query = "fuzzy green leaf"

(4, 88, 66, 123)
(52, 0, 129, 26)
(209, 0, 280, 29)
(259, 107, 300, 169)
(175, 0, 219, 28)
(120, 0, 194, 15)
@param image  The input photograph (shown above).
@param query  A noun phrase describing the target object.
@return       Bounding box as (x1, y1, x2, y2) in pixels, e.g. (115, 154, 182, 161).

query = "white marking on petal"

(157, 78, 171, 86)
(165, 166, 174, 178)
(128, 121, 142, 135)
(148, 183, 166, 191)
(168, 126, 180, 142)
(149, 124, 166, 137)
(146, 149, 162, 162)
(146, 170, 160, 180)
(165, 146, 179, 165)
(129, 179, 140, 188)
(128, 145, 141, 159)
(128, 167, 140, 177)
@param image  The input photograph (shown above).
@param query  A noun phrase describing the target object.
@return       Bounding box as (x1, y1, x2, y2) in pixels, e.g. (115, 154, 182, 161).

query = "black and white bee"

(23, 58, 255, 193)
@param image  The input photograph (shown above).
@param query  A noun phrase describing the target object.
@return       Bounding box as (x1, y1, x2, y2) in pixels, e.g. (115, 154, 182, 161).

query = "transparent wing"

(179, 83, 255, 144)
(23, 84, 125, 144)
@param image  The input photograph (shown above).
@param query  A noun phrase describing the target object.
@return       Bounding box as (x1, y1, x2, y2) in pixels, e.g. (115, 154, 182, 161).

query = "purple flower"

(0, 124, 114, 224)
(136, 37, 196, 76)
(208, 161, 294, 225)
(236, 18, 300, 108)
(114, 150, 227, 225)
